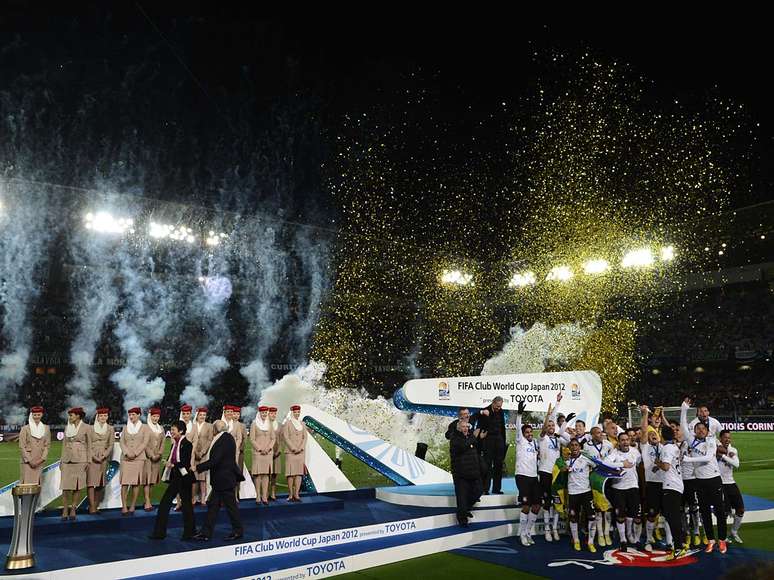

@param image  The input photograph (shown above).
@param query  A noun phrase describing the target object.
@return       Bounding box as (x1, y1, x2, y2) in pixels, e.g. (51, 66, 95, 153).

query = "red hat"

(149, 407, 161, 416)
(68, 407, 85, 416)
(30, 406, 44, 414)
(127, 407, 141, 415)
(180, 404, 192, 412)
(258, 405, 269, 412)
(196, 407, 208, 413)
(290, 404, 301, 411)
(96, 407, 110, 414)
(268, 406, 277, 412)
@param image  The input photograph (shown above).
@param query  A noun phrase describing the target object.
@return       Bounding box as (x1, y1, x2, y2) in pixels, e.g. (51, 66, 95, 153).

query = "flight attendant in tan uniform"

(192, 406, 213, 505)
(87, 407, 114, 514)
(282, 404, 307, 502)
(60, 407, 89, 520)
(180, 404, 194, 443)
(233, 406, 248, 472)
(143, 408, 165, 511)
(19, 405, 50, 485)
(268, 406, 281, 501)
(250, 406, 276, 505)
(120, 407, 148, 515)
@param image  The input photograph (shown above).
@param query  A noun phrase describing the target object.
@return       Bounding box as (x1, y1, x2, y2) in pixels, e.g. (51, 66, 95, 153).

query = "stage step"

(0, 494, 343, 537)
(2, 505, 515, 579)
(126, 519, 514, 580)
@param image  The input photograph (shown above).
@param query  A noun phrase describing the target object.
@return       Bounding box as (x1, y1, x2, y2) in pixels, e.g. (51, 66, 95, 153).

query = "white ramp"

(300, 404, 452, 486)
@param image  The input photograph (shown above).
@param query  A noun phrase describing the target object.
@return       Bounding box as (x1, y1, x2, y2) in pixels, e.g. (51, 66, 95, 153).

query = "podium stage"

(0, 488, 517, 579)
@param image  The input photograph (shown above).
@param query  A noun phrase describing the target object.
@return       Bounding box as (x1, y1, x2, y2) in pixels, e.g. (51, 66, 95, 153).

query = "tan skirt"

(284, 451, 305, 477)
(144, 459, 162, 485)
(251, 451, 273, 476)
(87, 460, 108, 487)
(21, 463, 43, 485)
(120, 459, 144, 485)
(60, 462, 87, 491)
(195, 460, 207, 482)
(273, 453, 282, 475)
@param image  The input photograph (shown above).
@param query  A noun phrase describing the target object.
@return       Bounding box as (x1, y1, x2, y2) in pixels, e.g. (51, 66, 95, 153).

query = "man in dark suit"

(449, 418, 483, 527)
(148, 420, 197, 540)
(476, 396, 507, 494)
(192, 419, 245, 541)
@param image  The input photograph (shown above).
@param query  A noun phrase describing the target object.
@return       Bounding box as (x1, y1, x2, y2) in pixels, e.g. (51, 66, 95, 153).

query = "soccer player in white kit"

(538, 393, 565, 541)
(515, 401, 542, 546)
(584, 426, 614, 546)
(639, 405, 666, 550)
(680, 398, 728, 554)
(680, 434, 701, 546)
(607, 433, 642, 550)
(717, 429, 744, 543)
(689, 403, 722, 438)
(656, 424, 690, 561)
(563, 438, 598, 553)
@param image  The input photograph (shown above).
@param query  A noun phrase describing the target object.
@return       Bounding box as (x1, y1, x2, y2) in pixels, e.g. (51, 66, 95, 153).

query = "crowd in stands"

(638, 282, 774, 361)
(3, 280, 772, 426)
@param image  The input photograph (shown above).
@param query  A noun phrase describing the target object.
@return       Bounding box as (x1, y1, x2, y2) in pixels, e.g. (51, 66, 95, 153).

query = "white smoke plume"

(181, 354, 229, 409)
(238, 220, 289, 410)
(291, 229, 329, 362)
(66, 236, 120, 415)
(481, 322, 591, 376)
(0, 182, 58, 422)
(108, 231, 184, 412)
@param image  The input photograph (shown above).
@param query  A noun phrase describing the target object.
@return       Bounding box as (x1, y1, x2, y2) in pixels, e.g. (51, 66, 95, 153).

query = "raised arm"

(680, 398, 694, 444)
(515, 401, 526, 442)
(541, 393, 562, 437)
(557, 412, 576, 443)
(540, 403, 552, 437)
(640, 405, 650, 444)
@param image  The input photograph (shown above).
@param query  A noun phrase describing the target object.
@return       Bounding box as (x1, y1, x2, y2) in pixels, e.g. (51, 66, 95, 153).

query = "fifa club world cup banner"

(394, 370, 603, 427)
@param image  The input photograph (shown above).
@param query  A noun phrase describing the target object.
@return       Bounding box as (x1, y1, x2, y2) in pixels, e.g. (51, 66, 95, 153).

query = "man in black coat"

(192, 420, 245, 541)
(149, 420, 197, 540)
(445, 407, 474, 440)
(450, 419, 483, 527)
(476, 396, 507, 494)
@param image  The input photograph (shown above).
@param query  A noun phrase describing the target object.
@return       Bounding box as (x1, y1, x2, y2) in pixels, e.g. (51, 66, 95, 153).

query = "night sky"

(1, 11, 771, 205)
(0, 10, 772, 417)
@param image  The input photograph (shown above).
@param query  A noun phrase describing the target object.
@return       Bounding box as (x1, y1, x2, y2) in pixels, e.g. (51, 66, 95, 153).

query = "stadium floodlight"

(583, 259, 609, 275)
(84, 211, 135, 234)
(508, 271, 536, 288)
(621, 247, 654, 268)
(546, 265, 573, 282)
(660, 245, 675, 261)
(205, 231, 229, 246)
(149, 222, 196, 243)
(440, 269, 473, 286)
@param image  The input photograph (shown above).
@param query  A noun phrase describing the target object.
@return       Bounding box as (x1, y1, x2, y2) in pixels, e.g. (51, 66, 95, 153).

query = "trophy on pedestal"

(5, 483, 40, 570)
